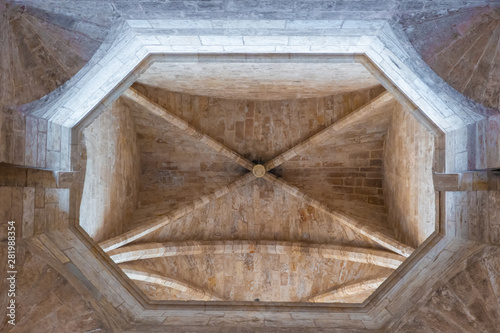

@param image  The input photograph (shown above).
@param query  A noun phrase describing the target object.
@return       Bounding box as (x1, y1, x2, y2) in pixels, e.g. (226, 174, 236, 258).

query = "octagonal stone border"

(37, 20, 477, 328)
(73, 50, 445, 305)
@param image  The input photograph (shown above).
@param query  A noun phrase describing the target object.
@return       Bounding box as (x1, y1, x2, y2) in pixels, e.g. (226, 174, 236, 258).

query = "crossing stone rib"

(123, 87, 255, 171)
(263, 173, 415, 257)
(99, 173, 255, 252)
(265, 91, 394, 171)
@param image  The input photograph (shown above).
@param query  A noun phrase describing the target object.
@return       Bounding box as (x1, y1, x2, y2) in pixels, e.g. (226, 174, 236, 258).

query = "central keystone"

(252, 164, 266, 178)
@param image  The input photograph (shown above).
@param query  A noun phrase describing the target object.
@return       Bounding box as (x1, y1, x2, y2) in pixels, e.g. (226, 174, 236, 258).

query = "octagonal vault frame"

(45, 20, 475, 328)
(73, 51, 445, 304)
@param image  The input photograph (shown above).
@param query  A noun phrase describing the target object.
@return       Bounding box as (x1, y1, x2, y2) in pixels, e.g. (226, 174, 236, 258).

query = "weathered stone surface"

(135, 62, 381, 101)
(399, 6, 500, 110)
(132, 83, 386, 162)
(384, 103, 436, 248)
(1, 1, 500, 331)
(79, 98, 141, 243)
(132, 247, 394, 303)
(0, 246, 109, 332)
(0, 3, 110, 108)
(392, 247, 500, 333)
(110, 240, 405, 269)
(142, 179, 384, 248)
(278, 100, 392, 230)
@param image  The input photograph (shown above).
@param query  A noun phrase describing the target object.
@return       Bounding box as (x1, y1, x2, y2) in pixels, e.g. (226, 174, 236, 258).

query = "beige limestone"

(136, 62, 381, 100)
(79, 99, 141, 243)
(383, 103, 436, 248)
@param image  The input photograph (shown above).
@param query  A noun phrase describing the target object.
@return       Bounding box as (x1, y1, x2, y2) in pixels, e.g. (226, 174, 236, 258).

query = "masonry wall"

(132, 83, 386, 163)
(130, 84, 389, 223)
(393, 246, 500, 332)
(383, 103, 436, 248)
(79, 98, 140, 243)
(0, 165, 70, 239)
(0, 244, 109, 332)
(476, 113, 500, 170)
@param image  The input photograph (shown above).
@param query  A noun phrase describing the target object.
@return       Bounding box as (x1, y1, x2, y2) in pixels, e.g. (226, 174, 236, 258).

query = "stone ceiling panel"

(135, 62, 382, 100)
(0, 3, 111, 107)
(70, 50, 446, 328)
(80, 55, 435, 306)
(137, 179, 386, 250)
(124, 97, 248, 224)
(127, 253, 394, 303)
(132, 84, 386, 162)
(277, 99, 395, 231)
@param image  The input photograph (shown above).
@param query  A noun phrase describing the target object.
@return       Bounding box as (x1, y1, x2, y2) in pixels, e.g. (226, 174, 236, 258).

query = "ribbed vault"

(78, 59, 438, 303)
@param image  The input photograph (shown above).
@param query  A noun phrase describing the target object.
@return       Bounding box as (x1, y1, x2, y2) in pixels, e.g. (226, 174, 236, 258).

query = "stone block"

(212, 20, 286, 29)
(200, 35, 244, 46)
(243, 36, 289, 46)
(286, 20, 343, 29)
(25, 116, 38, 167)
(156, 35, 201, 46)
(149, 20, 212, 29)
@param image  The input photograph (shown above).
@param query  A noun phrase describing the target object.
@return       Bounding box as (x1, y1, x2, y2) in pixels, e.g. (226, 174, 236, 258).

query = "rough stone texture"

(123, 85, 391, 233)
(447, 184, 500, 245)
(393, 246, 500, 333)
(132, 250, 393, 303)
(0, 246, 109, 332)
(2, 0, 500, 331)
(0, 110, 71, 171)
(127, 178, 394, 303)
(84, 84, 413, 303)
(0, 2, 110, 109)
(476, 112, 500, 169)
(279, 97, 392, 231)
(136, 62, 381, 100)
(12, 0, 496, 22)
(383, 103, 436, 248)
(398, 6, 500, 110)
(0, 230, 110, 333)
(134, 279, 199, 302)
(132, 83, 386, 163)
(0, 177, 70, 240)
(79, 98, 141, 243)
(142, 179, 384, 248)
(125, 94, 246, 218)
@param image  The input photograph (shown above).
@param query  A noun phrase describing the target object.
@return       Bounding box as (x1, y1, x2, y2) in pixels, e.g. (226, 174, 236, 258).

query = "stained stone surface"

(393, 247, 500, 333)
(136, 62, 381, 100)
(0, 244, 109, 333)
(79, 99, 141, 243)
(383, 103, 436, 248)
(74, 72, 425, 304)
(399, 6, 500, 110)
(0, 2, 112, 108)
(2, 0, 500, 332)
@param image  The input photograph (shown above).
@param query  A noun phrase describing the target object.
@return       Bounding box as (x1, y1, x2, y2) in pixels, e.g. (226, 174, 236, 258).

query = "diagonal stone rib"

(306, 277, 389, 303)
(99, 173, 255, 252)
(263, 173, 414, 257)
(108, 240, 405, 269)
(265, 91, 394, 171)
(121, 266, 223, 301)
(123, 87, 255, 171)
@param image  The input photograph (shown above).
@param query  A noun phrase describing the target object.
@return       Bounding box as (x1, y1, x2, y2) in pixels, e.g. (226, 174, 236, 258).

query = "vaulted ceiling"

(2, 1, 500, 332)
(79, 59, 436, 303)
